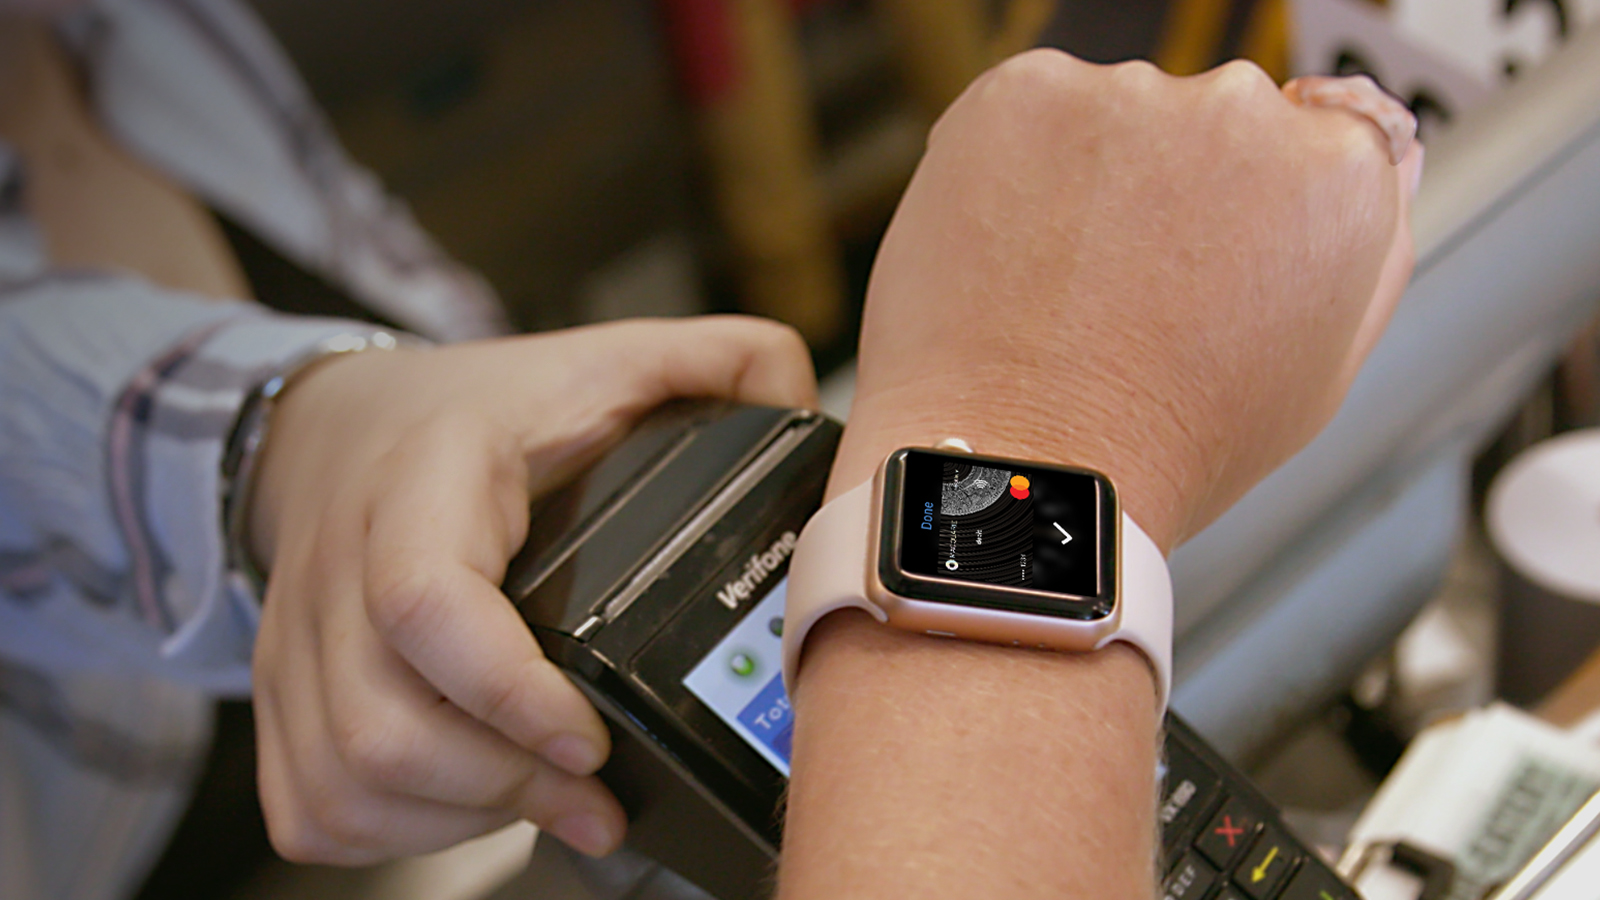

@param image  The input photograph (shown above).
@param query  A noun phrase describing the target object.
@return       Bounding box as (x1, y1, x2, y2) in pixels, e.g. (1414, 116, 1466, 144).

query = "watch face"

(882, 448, 1116, 619)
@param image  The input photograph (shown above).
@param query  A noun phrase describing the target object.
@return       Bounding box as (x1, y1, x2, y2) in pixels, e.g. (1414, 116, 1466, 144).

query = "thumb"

(606, 315, 820, 411)
(507, 315, 820, 497)
(1344, 141, 1422, 383)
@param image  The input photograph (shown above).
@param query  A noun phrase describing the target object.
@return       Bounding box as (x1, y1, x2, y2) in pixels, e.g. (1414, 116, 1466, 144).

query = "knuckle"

(471, 666, 548, 745)
(1335, 119, 1393, 167)
(1104, 59, 1168, 105)
(706, 314, 802, 348)
(411, 409, 491, 457)
(1109, 58, 1163, 82)
(750, 319, 808, 358)
(1206, 59, 1276, 100)
(304, 785, 382, 849)
(935, 49, 1078, 141)
(987, 47, 1076, 95)
(264, 816, 324, 864)
(265, 803, 357, 865)
(487, 764, 542, 813)
(474, 671, 529, 733)
(257, 732, 391, 865)
(257, 770, 317, 862)
(336, 712, 423, 791)
(1332, 133, 1378, 173)
(364, 564, 447, 643)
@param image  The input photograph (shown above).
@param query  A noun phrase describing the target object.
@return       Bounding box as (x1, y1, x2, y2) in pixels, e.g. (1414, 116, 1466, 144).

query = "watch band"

(782, 477, 1173, 710)
(221, 330, 417, 599)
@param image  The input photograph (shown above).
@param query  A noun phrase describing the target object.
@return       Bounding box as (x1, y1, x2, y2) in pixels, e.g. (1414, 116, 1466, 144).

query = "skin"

(247, 50, 1418, 887)
(0, 16, 252, 300)
(0, 10, 820, 867)
(778, 52, 1418, 899)
(247, 319, 818, 862)
(7, 9, 1416, 889)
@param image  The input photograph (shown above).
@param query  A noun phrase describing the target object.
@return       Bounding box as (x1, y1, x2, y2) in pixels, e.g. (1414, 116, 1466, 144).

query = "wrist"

(788, 401, 1175, 708)
(831, 374, 1192, 554)
(233, 333, 410, 583)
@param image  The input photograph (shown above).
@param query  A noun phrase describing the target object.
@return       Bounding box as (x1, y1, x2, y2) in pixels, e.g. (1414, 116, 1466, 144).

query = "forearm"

(778, 388, 1175, 899)
(772, 43, 1415, 900)
(782, 615, 1159, 899)
(0, 17, 251, 302)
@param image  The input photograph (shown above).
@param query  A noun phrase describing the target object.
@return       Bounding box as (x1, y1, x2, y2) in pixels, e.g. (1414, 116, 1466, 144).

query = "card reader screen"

(897, 449, 1104, 599)
(682, 578, 793, 775)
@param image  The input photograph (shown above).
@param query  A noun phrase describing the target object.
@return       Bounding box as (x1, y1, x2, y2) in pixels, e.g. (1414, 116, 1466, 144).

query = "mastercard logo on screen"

(1009, 474, 1030, 500)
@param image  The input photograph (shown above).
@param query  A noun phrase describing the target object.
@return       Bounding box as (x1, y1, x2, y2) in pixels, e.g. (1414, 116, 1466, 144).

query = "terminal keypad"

(1161, 715, 1358, 900)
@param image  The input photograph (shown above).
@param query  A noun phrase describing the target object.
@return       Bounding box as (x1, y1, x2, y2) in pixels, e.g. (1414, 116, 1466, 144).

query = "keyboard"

(1161, 715, 1360, 900)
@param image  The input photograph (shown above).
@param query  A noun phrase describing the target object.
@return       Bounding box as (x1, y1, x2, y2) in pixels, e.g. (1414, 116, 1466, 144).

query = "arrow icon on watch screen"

(1053, 522, 1072, 544)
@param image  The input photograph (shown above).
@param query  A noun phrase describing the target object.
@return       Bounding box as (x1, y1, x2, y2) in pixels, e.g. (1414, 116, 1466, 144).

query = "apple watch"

(782, 442, 1172, 710)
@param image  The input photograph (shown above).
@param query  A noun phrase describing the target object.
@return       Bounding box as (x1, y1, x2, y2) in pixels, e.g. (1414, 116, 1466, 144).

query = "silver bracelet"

(221, 330, 414, 598)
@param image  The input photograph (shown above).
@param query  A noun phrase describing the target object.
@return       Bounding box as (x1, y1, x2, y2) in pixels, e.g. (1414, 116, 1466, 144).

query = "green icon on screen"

(730, 652, 756, 678)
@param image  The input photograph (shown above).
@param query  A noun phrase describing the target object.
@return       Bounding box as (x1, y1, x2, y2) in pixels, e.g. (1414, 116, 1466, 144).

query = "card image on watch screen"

(893, 449, 1110, 612)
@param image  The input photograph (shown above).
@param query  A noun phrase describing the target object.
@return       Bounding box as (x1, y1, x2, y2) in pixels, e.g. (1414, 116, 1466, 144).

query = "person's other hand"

(829, 52, 1420, 551)
(248, 317, 816, 864)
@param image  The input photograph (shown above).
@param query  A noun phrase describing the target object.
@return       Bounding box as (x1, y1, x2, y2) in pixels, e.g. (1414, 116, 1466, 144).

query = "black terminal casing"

(504, 402, 840, 900)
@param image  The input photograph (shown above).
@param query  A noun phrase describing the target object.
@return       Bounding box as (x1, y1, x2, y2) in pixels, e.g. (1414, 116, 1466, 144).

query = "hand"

(830, 52, 1420, 551)
(248, 317, 816, 864)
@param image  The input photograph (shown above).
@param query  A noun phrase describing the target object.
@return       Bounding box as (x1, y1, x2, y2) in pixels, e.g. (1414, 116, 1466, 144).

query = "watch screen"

(896, 449, 1106, 600)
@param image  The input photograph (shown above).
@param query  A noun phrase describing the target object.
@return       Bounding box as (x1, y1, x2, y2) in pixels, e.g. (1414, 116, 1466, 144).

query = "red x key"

(1216, 816, 1246, 846)
(1197, 798, 1261, 869)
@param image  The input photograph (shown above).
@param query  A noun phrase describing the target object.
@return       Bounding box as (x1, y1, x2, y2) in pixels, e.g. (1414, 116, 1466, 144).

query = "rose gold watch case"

(865, 448, 1124, 651)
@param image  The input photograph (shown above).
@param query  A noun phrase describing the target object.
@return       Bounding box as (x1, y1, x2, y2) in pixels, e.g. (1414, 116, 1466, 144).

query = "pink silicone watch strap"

(782, 479, 1172, 710)
(783, 481, 884, 688)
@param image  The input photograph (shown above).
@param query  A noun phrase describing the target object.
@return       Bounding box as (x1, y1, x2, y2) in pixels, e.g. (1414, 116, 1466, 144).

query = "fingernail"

(551, 813, 619, 857)
(541, 734, 604, 776)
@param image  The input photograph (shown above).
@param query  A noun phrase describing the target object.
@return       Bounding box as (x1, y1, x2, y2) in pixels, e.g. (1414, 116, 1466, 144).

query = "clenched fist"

(832, 53, 1419, 551)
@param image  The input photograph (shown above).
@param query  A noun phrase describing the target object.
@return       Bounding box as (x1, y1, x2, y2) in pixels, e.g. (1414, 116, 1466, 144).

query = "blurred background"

(142, 1, 1600, 897)
(242, 0, 1591, 363)
(245, 0, 1294, 368)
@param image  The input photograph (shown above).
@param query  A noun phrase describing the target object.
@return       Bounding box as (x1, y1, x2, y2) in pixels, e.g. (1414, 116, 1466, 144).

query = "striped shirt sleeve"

(0, 272, 378, 696)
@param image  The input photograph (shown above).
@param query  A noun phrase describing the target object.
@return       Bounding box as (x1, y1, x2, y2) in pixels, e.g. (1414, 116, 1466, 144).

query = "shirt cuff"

(117, 310, 387, 692)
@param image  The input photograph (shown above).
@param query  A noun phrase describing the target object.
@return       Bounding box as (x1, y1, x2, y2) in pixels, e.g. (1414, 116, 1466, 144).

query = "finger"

(1191, 58, 1282, 96)
(329, 686, 627, 854)
(259, 727, 522, 864)
(1283, 74, 1417, 165)
(321, 694, 626, 859)
(361, 424, 613, 777)
(508, 316, 821, 496)
(1344, 141, 1422, 379)
(259, 524, 626, 862)
(319, 604, 624, 838)
(604, 316, 820, 411)
(930, 48, 1094, 149)
(255, 644, 523, 864)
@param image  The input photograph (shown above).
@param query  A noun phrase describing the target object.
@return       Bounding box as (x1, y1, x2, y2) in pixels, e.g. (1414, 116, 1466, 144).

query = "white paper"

(1345, 705, 1600, 900)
